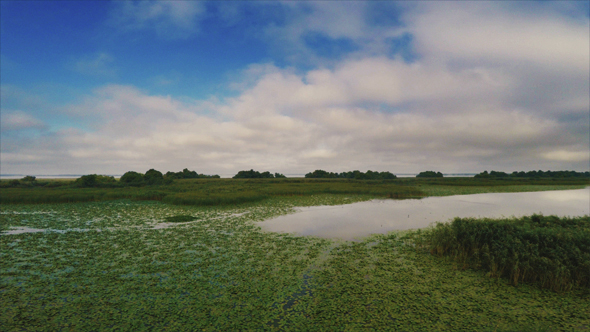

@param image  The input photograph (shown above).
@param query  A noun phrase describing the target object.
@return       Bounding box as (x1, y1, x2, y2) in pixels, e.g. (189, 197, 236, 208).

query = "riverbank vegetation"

(1, 196, 588, 331)
(1, 175, 588, 206)
(422, 215, 590, 292)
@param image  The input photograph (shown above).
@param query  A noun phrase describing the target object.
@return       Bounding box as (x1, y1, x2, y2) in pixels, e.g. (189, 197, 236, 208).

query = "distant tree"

(74, 174, 116, 187)
(76, 174, 97, 187)
(305, 170, 332, 178)
(166, 169, 220, 179)
(274, 172, 286, 178)
(165, 168, 197, 179)
(233, 169, 274, 179)
(144, 169, 164, 185)
(260, 171, 274, 178)
(21, 175, 36, 182)
(416, 171, 443, 178)
(306, 169, 396, 179)
(379, 171, 397, 179)
(181, 168, 198, 178)
(489, 171, 509, 178)
(474, 170, 490, 179)
(120, 171, 144, 184)
(507, 170, 590, 179)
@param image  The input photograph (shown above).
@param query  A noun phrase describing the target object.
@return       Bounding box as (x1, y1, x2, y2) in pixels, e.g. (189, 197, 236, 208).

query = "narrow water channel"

(258, 188, 590, 240)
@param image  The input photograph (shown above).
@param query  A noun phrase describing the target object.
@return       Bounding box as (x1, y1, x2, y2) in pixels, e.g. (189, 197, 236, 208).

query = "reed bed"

(0, 178, 426, 206)
(423, 215, 590, 292)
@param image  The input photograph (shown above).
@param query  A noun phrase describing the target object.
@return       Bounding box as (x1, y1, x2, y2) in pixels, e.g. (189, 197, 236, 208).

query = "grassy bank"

(1, 196, 589, 331)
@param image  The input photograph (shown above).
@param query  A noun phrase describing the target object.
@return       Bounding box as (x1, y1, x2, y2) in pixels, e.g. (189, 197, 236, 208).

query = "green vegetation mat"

(1, 194, 589, 331)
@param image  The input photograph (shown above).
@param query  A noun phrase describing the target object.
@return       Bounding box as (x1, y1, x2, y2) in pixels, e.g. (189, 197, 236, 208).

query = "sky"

(1, 1, 589, 176)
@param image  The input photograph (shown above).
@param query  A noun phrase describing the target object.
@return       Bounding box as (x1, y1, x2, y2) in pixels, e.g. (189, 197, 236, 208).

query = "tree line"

(3, 168, 588, 188)
(233, 169, 286, 179)
(305, 169, 397, 180)
(475, 170, 590, 179)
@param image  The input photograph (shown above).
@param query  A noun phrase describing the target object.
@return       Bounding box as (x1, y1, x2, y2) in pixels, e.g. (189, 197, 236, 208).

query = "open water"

(258, 188, 590, 240)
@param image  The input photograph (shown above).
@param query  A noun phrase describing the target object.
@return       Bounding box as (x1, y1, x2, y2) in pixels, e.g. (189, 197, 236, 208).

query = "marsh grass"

(422, 215, 590, 292)
(3, 176, 587, 207)
(418, 184, 589, 197)
(0, 178, 426, 206)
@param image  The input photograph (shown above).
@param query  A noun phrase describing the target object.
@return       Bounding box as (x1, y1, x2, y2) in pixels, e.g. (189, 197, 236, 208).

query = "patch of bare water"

(258, 188, 590, 240)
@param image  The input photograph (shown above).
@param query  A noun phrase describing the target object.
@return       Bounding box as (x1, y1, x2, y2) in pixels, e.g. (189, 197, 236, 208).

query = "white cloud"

(2, 73, 585, 175)
(3, 1, 588, 175)
(406, 2, 589, 71)
(259, 2, 403, 64)
(1, 111, 47, 131)
(541, 151, 590, 162)
(109, 1, 205, 39)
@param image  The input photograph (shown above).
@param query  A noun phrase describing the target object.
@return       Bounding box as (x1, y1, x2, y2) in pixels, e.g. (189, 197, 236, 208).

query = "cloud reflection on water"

(258, 188, 590, 240)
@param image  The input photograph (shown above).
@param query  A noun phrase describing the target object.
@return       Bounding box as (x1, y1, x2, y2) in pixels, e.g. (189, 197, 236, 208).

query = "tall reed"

(424, 215, 590, 292)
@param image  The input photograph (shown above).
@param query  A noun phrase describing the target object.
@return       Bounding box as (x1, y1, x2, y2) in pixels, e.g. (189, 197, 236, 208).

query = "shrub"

(76, 174, 97, 187)
(75, 174, 117, 187)
(416, 171, 443, 178)
(144, 169, 164, 185)
(233, 169, 274, 179)
(120, 171, 145, 184)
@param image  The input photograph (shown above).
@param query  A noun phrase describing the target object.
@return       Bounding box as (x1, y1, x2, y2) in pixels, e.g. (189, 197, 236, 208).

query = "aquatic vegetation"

(1, 195, 589, 330)
(423, 215, 590, 292)
(280, 232, 590, 331)
(164, 215, 199, 223)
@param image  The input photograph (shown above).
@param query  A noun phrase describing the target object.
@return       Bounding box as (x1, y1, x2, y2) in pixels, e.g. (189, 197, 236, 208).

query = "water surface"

(258, 188, 589, 240)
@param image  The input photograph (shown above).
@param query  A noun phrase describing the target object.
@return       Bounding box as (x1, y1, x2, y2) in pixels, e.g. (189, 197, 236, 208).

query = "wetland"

(1, 178, 589, 331)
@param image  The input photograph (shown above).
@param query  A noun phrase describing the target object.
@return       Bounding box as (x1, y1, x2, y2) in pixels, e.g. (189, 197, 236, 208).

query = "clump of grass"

(424, 214, 590, 292)
(164, 215, 197, 223)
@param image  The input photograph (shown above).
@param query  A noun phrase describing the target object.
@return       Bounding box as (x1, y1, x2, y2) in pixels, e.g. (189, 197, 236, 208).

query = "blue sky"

(1, 1, 589, 176)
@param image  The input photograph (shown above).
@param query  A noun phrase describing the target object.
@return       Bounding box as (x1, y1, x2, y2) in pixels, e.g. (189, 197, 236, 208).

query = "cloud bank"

(2, 2, 588, 175)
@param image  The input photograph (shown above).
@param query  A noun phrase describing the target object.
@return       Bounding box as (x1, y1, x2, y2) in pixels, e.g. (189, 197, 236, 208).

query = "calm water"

(258, 188, 590, 240)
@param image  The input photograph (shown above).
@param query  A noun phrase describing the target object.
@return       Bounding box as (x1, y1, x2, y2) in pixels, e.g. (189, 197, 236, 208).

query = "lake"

(258, 188, 590, 240)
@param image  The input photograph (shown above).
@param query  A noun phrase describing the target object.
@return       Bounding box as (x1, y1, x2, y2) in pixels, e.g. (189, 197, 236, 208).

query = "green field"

(1, 179, 589, 331)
